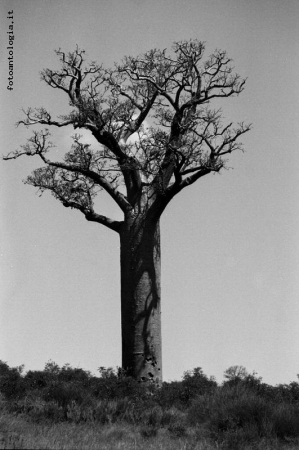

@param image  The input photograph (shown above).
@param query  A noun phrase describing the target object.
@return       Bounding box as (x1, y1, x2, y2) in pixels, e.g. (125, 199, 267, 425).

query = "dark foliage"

(140, 425, 158, 438)
(1, 360, 299, 446)
(168, 423, 188, 437)
(24, 370, 54, 390)
(89, 367, 148, 401)
(155, 367, 217, 409)
(0, 361, 25, 399)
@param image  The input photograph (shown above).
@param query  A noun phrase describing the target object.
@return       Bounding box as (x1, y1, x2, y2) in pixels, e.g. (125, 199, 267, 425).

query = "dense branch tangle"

(4, 40, 251, 230)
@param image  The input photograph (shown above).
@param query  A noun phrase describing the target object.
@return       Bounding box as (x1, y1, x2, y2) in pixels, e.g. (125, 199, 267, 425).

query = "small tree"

(4, 40, 251, 384)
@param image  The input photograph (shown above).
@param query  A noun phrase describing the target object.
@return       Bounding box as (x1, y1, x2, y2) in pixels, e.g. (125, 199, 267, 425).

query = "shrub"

(93, 398, 132, 424)
(188, 384, 299, 444)
(168, 423, 188, 437)
(222, 366, 263, 393)
(57, 364, 91, 385)
(182, 367, 217, 398)
(142, 405, 163, 427)
(156, 368, 216, 410)
(43, 381, 87, 419)
(90, 368, 148, 401)
(140, 425, 158, 438)
(12, 393, 64, 423)
(29, 399, 64, 423)
(24, 362, 92, 393)
(155, 380, 186, 409)
(161, 407, 186, 426)
(271, 403, 299, 439)
(24, 370, 53, 391)
(0, 361, 25, 399)
(219, 425, 260, 450)
(66, 400, 84, 423)
(188, 385, 270, 434)
(3, 359, 299, 446)
(272, 382, 299, 404)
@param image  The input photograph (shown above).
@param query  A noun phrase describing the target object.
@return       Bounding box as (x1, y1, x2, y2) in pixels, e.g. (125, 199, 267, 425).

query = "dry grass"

(1, 409, 299, 450)
(0, 410, 209, 449)
(1, 363, 299, 450)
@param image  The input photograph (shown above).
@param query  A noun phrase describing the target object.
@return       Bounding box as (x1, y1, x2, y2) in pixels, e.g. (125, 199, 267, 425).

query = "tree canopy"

(4, 40, 251, 229)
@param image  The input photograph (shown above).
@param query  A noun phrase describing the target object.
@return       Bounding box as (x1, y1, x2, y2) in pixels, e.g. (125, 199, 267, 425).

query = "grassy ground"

(1, 409, 299, 450)
(0, 410, 208, 449)
(1, 362, 299, 449)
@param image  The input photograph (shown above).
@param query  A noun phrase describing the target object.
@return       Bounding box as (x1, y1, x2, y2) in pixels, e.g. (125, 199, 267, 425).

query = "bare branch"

(85, 211, 122, 232)
(16, 107, 76, 128)
(61, 198, 122, 233)
(4, 130, 132, 214)
(5, 40, 251, 221)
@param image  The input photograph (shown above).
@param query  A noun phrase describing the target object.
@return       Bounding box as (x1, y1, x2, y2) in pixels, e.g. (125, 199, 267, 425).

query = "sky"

(1, 0, 299, 386)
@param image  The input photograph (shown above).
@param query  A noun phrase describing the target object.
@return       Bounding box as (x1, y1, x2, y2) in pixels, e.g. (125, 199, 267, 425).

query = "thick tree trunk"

(119, 213, 162, 384)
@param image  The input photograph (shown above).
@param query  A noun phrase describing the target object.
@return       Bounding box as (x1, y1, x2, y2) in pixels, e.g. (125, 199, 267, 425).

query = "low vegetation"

(1, 361, 299, 449)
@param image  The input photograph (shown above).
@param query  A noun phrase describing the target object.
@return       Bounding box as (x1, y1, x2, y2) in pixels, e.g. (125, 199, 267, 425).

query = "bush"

(188, 385, 269, 434)
(2, 359, 299, 447)
(156, 368, 216, 410)
(188, 384, 299, 444)
(182, 367, 217, 399)
(10, 392, 64, 423)
(57, 364, 91, 385)
(271, 403, 299, 439)
(93, 398, 131, 424)
(90, 367, 148, 401)
(155, 380, 186, 409)
(168, 423, 188, 437)
(140, 425, 158, 438)
(160, 407, 186, 426)
(222, 366, 263, 393)
(66, 400, 95, 423)
(0, 361, 25, 399)
(142, 405, 163, 427)
(43, 381, 88, 419)
(271, 382, 299, 404)
(24, 362, 92, 393)
(28, 399, 64, 423)
(219, 425, 261, 450)
(24, 370, 53, 391)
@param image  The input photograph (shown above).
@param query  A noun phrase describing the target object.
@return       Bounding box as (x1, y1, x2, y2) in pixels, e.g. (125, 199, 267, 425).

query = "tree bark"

(119, 213, 162, 384)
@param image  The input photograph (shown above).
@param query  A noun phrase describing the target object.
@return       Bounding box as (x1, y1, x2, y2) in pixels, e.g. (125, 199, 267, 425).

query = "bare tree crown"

(4, 40, 251, 231)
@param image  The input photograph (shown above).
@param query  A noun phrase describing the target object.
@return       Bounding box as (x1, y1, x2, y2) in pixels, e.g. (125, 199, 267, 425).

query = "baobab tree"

(4, 40, 251, 384)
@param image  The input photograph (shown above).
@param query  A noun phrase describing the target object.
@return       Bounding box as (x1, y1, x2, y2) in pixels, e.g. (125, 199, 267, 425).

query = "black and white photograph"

(1, 1, 299, 448)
